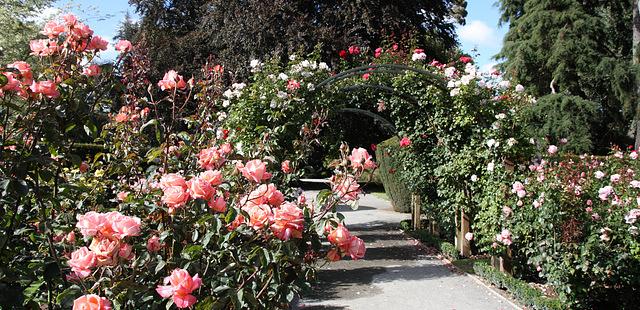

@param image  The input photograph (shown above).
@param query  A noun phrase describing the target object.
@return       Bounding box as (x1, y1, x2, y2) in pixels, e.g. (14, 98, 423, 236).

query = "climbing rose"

(157, 70, 187, 91)
(72, 294, 112, 310)
(281, 160, 292, 174)
(348, 147, 376, 170)
(270, 202, 304, 240)
(62, 13, 78, 26)
(68, 247, 96, 278)
(30, 80, 59, 98)
(347, 236, 366, 260)
(348, 45, 360, 55)
(399, 137, 411, 147)
(156, 269, 202, 309)
(114, 39, 132, 52)
(240, 159, 272, 183)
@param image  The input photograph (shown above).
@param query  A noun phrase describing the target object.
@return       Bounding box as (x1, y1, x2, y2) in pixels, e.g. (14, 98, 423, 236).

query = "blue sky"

(46, 0, 506, 69)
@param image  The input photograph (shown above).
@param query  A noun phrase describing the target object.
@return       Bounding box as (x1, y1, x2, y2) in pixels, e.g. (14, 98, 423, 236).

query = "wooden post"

(458, 209, 471, 257)
(490, 248, 513, 274)
(411, 194, 421, 230)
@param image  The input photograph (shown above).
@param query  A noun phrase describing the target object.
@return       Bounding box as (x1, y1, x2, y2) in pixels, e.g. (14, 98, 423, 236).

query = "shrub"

(375, 137, 412, 212)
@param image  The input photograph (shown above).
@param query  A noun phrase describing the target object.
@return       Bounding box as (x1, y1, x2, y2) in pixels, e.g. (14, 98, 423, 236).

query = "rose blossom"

(241, 159, 272, 183)
(330, 174, 360, 202)
(464, 232, 474, 241)
(348, 148, 376, 170)
(118, 243, 134, 260)
(147, 235, 164, 252)
(246, 204, 273, 230)
(243, 183, 284, 207)
(187, 177, 214, 200)
(72, 294, 112, 310)
(162, 186, 190, 211)
(83, 64, 101, 77)
(114, 39, 132, 53)
(281, 160, 292, 174)
(110, 213, 141, 239)
(197, 147, 225, 170)
(30, 80, 59, 98)
(199, 170, 223, 186)
(327, 248, 341, 261)
(547, 145, 558, 155)
(610, 174, 621, 183)
(7, 61, 33, 84)
(156, 268, 202, 309)
(328, 225, 352, 251)
(598, 186, 614, 201)
(157, 70, 187, 91)
(346, 236, 366, 259)
(595, 171, 605, 179)
(631, 151, 638, 160)
(68, 247, 96, 278)
(76, 211, 107, 237)
(208, 195, 227, 213)
(89, 237, 120, 266)
(116, 191, 129, 201)
(270, 202, 304, 240)
(41, 20, 65, 38)
(399, 137, 411, 147)
(88, 35, 109, 51)
(625, 209, 640, 224)
(160, 173, 187, 190)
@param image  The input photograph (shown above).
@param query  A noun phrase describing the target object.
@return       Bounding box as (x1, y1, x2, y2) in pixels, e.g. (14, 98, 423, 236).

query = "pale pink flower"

(156, 269, 202, 309)
(595, 171, 605, 179)
(157, 70, 187, 91)
(87, 35, 108, 51)
(116, 191, 129, 201)
(348, 148, 376, 170)
(197, 147, 225, 170)
(598, 186, 614, 201)
(399, 137, 411, 147)
(330, 175, 360, 202)
(62, 14, 78, 26)
(610, 174, 621, 183)
(1, 72, 21, 92)
(76, 211, 108, 237)
(465, 232, 474, 241)
(162, 186, 190, 211)
(246, 204, 273, 230)
(281, 160, 292, 174)
(160, 173, 187, 190)
(67, 247, 96, 278)
(118, 243, 134, 260)
(7, 61, 33, 84)
(625, 209, 640, 224)
(30, 80, 59, 98)
(83, 64, 101, 77)
(241, 159, 272, 183)
(631, 151, 638, 160)
(547, 145, 558, 155)
(270, 202, 304, 240)
(41, 20, 65, 38)
(346, 236, 366, 259)
(72, 294, 112, 310)
(89, 237, 120, 266)
(114, 40, 132, 53)
(110, 213, 141, 239)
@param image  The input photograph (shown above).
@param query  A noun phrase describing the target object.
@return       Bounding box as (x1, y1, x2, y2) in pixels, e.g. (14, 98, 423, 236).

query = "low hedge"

(400, 222, 460, 260)
(473, 262, 565, 310)
(375, 137, 412, 212)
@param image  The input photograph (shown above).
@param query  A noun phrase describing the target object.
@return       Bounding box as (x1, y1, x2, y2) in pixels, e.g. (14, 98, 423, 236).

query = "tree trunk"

(634, 1, 640, 149)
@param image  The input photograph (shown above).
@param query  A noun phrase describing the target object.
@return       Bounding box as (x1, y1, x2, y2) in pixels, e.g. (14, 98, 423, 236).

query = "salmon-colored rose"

(156, 268, 202, 309)
(327, 248, 341, 262)
(30, 80, 59, 98)
(330, 174, 360, 202)
(243, 183, 284, 207)
(199, 170, 223, 186)
(41, 20, 65, 38)
(281, 160, 292, 174)
(187, 177, 214, 200)
(72, 294, 112, 310)
(162, 186, 190, 210)
(160, 173, 187, 190)
(83, 64, 101, 77)
(118, 243, 134, 260)
(89, 237, 120, 266)
(347, 236, 366, 260)
(76, 211, 107, 237)
(328, 225, 352, 251)
(7, 61, 33, 84)
(114, 40, 132, 53)
(246, 204, 273, 230)
(67, 247, 96, 278)
(240, 159, 272, 183)
(208, 196, 227, 213)
(270, 202, 304, 240)
(110, 213, 141, 239)
(87, 35, 108, 51)
(157, 70, 187, 91)
(197, 147, 225, 170)
(348, 147, 376, 170)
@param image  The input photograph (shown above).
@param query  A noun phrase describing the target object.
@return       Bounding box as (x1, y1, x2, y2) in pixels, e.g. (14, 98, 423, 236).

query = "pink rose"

(89, 237, 120, 266)
(348, 147, 376, 170)
(220, 143, 233, 154)
(68, 247, 96, 278)
(346, 236, 366, 260)
(118, 243, 134, 260)
(160, 173, 187, 190)
(330, 175, 360, 202)
(1, 72, 21, 92)
(156, 269, 202, 309)
(157, 70, 187, 91)
(631, 151, 638, 160)
(199, 170, 223, 186)
(30, 39, 56, 56)
(328, 225, 351, 251)
(76, 211, 108, 237)
(246, 204, 273, 230)
(187, 177, 214, 200)
(88, 35, 109, 51)
(30, 80, 59, 98)
(281, 160, 292, 174)
(287, 80, 300, 91)
(116, 191, 129, 201)
(270, 202, 304, 240)
(72, 294, 112, 310)
(327, 248, 341, 261)
(374, 47, 383, 58)
(62, 14, 78, 26)
(110, 213, 141, 239)
(41, 20, 65, 38)
(464, 232, 474, 241)
(83, 64, 101, 77)
(147, 235, 164, 252)
(7, 61, 33, 84)
(399, 137, 411, 148)
(70, 22, 94, 39)
(197, 147, 225, 170)
(547, 145, 558, 155)
(208, 196, 227, 213)
(162, 186, 190, 211)
(114, 40, 132, 53)
(348, 45, 361, 55)
(241, 159, 272, 183)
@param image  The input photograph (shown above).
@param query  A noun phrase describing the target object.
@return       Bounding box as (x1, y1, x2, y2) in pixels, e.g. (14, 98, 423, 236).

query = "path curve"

(295, 186, 520, 310)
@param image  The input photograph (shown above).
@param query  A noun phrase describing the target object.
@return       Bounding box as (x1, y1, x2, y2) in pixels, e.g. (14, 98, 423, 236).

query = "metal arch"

(336, 107, 397, 135)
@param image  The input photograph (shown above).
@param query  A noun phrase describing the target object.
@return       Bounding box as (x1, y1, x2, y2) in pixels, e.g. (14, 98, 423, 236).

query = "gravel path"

(295, 186, 520, 310)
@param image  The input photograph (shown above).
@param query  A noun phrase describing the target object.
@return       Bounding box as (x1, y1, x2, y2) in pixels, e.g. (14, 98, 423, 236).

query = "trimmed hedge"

(473, 262, 565, 310)
(400, 221, 460, 260)
(375, 137, 412, 212)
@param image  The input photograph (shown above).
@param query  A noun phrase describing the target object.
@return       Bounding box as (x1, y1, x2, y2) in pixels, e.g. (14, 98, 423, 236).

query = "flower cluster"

(326, 225, 366, 261)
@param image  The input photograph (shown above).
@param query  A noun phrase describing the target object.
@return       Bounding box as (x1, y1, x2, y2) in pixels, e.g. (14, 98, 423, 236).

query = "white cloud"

(26, 6, 62, 24)
(457, 20, 499, 47)
(480, 62, 498, 74)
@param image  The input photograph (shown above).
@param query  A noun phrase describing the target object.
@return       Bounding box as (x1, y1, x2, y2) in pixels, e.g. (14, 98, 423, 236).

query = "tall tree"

(129, 0, 467, 79)
(496, 0, 636, 152)
(0, 0, 52, 64)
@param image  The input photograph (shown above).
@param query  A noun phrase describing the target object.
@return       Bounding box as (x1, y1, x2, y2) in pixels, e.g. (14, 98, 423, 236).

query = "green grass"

(370, 191, 389, 201)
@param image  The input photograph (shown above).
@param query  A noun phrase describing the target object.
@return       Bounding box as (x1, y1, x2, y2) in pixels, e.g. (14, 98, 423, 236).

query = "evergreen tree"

(496, 0, 635, 152)
(128, 0, 467, 79)
(114, 11, 140, 42)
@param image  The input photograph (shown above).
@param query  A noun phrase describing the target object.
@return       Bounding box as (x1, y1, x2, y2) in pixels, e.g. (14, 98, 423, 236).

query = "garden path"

(295, 182, 519, 310)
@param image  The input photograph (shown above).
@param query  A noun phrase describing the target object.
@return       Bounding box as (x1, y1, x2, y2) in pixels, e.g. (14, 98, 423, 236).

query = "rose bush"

(0, 14, 374, 309)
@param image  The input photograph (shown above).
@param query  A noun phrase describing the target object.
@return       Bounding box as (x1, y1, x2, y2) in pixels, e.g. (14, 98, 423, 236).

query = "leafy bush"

(375, 137, 412, 212)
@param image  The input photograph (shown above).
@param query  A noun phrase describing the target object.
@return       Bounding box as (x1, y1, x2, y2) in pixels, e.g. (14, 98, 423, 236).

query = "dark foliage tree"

(128, 0, 467, 79)
(496, 0, 636, 152)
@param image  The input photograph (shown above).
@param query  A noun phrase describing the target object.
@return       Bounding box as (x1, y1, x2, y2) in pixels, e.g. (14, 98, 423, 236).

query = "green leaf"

(65, 123, 77, 133)
(56, 285, 82, 307)
(22, 280, 44, 304)
(83, 120, 97, 138)
(181, 245, 203, 260)
(140, 119, 159, 131)
(155, 260, 166, 274)
(0, 74, 7, 87)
